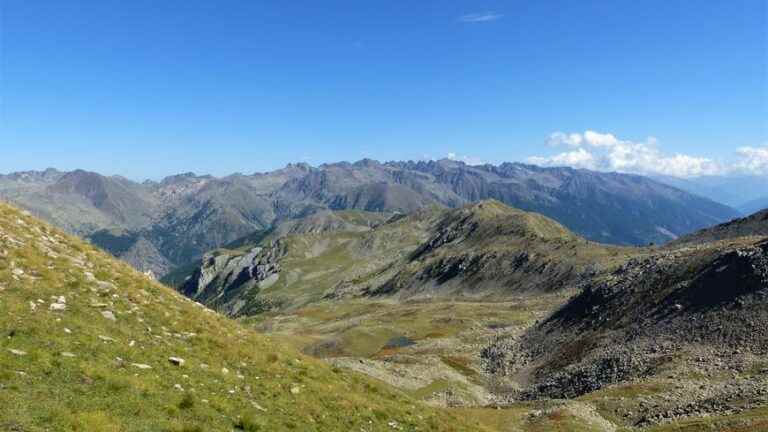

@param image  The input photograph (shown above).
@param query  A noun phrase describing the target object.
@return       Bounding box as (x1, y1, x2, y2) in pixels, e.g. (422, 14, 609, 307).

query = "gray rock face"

(179, 242, 284, 316)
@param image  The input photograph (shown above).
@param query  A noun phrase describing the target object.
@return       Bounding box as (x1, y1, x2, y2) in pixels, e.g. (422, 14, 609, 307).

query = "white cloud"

(530, 130, 726, 178)
(546, 132, 583, 148)
(529, 148, 596, 170)
(458, 12, 503, 23)
(734, 145, 768, 175)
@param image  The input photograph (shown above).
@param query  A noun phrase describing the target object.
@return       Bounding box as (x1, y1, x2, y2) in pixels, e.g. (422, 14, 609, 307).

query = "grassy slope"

(0, 202, 487, 432)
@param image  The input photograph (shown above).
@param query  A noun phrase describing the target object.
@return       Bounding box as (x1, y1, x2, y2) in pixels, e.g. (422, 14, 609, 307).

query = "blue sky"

(1, 0, 766, 179)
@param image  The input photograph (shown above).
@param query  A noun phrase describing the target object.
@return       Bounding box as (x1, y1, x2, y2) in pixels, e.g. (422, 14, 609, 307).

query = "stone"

(168, 357, 185, 366)
(8, 349, 26, 356)
(102, 310, 116, 321)
(61, 352, 76, 358)
(96, 281, 116, 291)
(49, 302, 66, 311)
(131, 363, 152, 370)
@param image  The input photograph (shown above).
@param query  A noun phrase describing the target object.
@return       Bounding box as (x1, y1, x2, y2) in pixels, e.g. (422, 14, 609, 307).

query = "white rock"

(49, 303, 66, 312)
(102, 310, 116, 321)
(61, 352, 76, 358)
(168, 357, 185, 366)
(96, 281, 116, 291)
(64, 328, 72, 334)
(8, 349, 26, 356)
(131, 363, 152, 370)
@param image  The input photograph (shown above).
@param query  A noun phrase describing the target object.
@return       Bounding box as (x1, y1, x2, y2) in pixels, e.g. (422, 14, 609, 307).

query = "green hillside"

(0, 202, 486, 431)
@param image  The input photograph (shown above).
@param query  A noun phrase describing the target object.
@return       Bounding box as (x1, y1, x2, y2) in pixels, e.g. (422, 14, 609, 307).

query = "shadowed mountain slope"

(668, 208, 768, 247)
(483, 233, 768, 426)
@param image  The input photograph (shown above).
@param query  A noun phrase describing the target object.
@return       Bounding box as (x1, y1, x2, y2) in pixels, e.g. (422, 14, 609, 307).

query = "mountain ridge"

(0, 161, 739, 276)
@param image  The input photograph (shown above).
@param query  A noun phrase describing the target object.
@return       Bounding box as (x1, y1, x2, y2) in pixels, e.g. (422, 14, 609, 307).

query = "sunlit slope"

(0, 202, 486, 431)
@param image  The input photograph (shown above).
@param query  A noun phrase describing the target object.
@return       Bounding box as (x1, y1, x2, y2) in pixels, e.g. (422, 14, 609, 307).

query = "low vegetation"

(0, 202, 487, 431)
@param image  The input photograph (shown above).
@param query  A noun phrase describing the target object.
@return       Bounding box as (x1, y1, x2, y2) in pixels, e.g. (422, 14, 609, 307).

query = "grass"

(639, 406, 768, 432)
(0, 202, 490, 431)
(456, 404, 609, 432)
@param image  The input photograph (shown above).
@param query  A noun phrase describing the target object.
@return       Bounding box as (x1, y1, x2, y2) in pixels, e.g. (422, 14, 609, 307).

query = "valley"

(162, 199, 768, 431)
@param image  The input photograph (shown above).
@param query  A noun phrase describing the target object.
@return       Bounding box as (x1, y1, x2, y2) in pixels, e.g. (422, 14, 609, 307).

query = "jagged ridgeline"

(0, 161, 739, 278)
(170, 200, 639, 317)
(0, 202, 487, 431)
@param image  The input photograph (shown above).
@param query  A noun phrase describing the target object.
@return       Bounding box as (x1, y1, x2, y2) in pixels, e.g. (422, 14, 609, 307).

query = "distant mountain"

(0, 160, 739, 275)
(653, 174, 768, 211)
(739, 196, 768, 215)
(275, 160, 738, 245)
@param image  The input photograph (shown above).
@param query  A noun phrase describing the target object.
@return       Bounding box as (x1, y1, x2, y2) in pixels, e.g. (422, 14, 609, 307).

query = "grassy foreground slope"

(0, 202, 486, 431)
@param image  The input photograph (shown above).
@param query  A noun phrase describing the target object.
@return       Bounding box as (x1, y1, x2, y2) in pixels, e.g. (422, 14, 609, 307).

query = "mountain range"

(652, 174, 768, 214)
(0, 161, 740, 277)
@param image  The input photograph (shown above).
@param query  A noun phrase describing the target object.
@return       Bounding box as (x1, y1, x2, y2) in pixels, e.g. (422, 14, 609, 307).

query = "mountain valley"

(1, 167, 765, 431)
(164, 198, 768, 431)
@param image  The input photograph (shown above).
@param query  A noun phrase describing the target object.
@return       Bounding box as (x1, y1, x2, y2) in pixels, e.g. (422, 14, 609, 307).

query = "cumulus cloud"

(529, 130, 737, 178)
(734, 145, 768, 175)
(458, 12, 503, 23)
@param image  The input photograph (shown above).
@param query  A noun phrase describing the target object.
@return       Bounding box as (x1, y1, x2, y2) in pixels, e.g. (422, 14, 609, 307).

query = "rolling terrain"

(174, 202, 768, 431)
(170, 201, 639, 316)
(0, 160, 739, 277)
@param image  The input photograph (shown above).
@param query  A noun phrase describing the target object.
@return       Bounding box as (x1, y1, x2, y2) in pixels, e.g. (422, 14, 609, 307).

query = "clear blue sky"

(1, 0, 766, 179)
